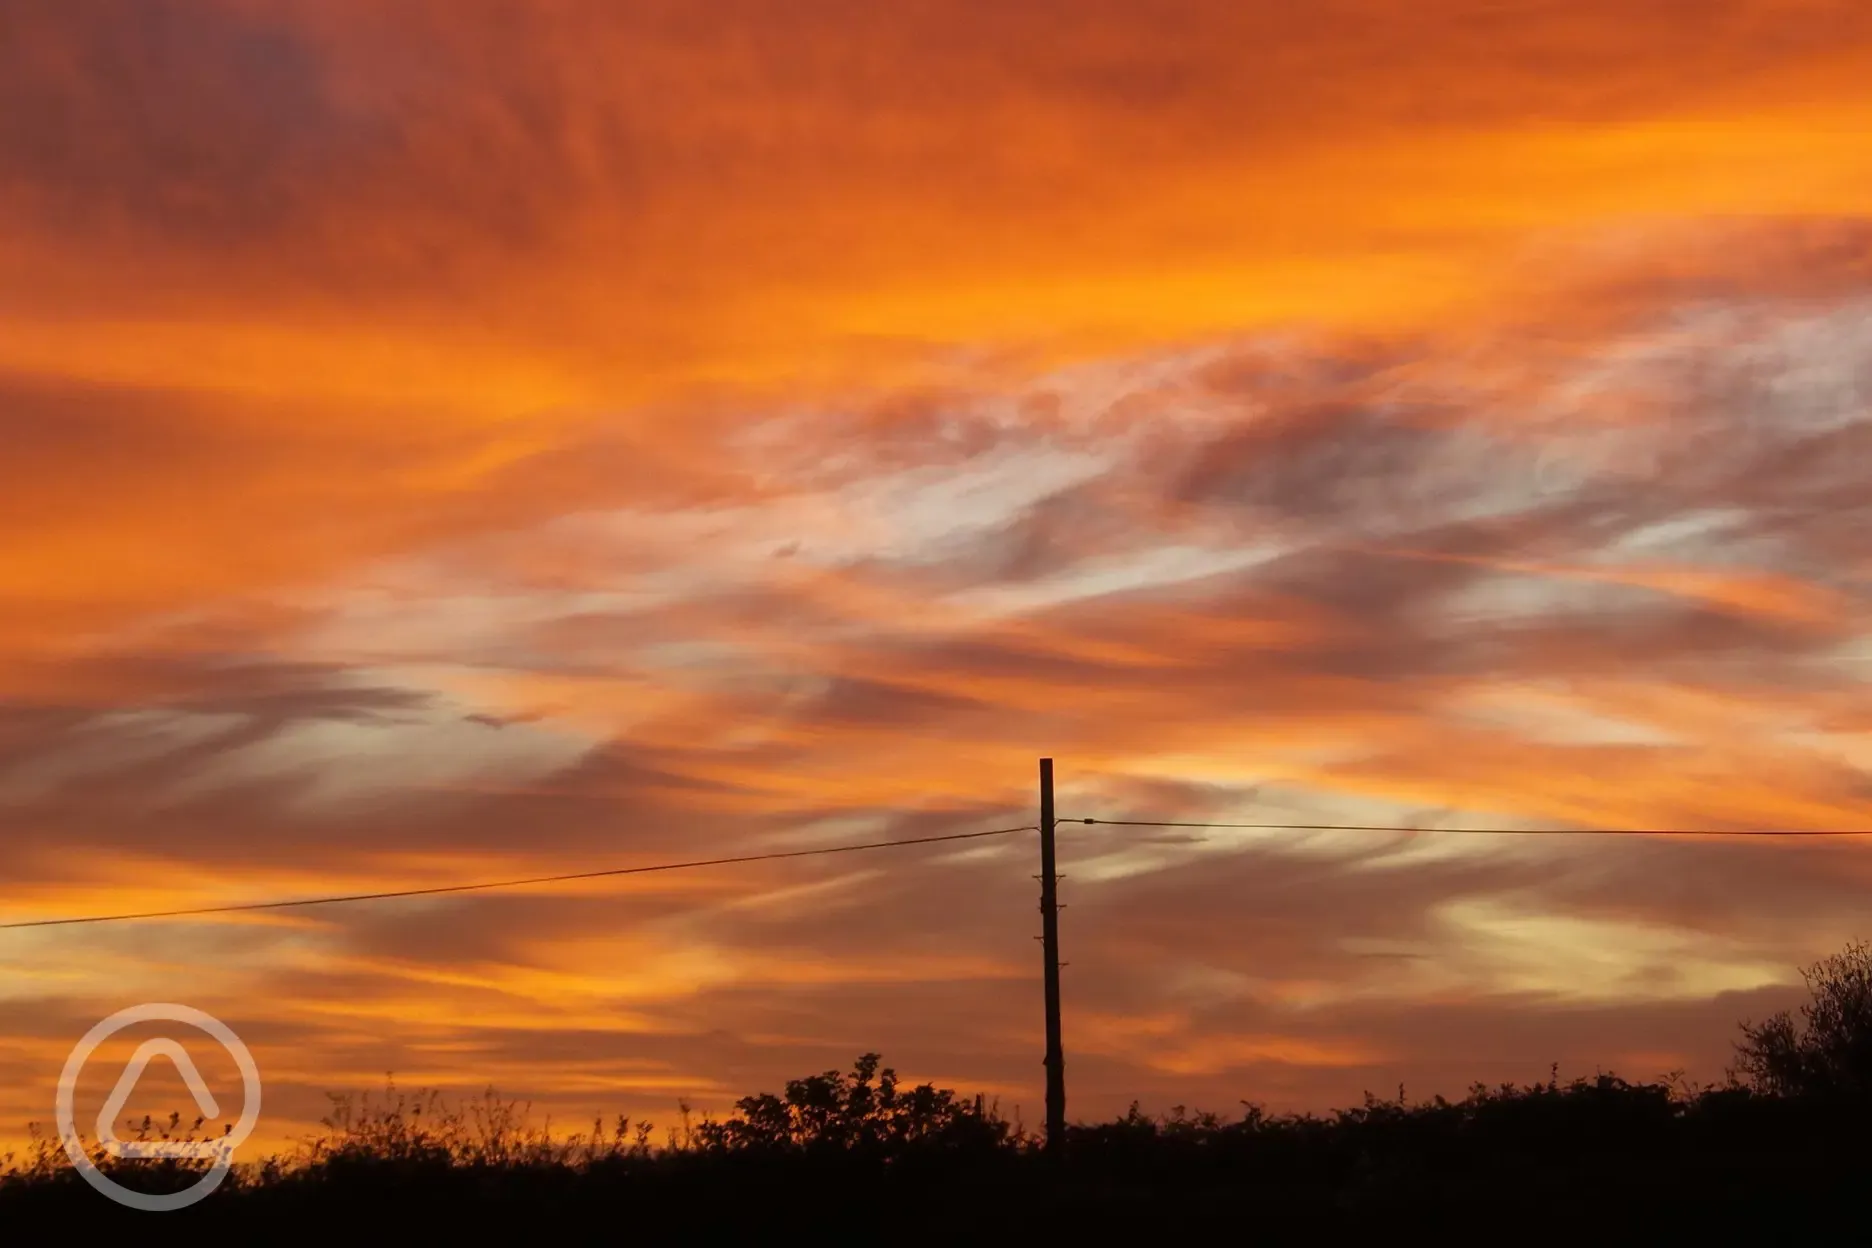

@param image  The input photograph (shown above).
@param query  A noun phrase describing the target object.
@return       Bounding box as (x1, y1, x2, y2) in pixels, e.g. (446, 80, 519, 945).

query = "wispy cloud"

(3, 0, 1870, 1152)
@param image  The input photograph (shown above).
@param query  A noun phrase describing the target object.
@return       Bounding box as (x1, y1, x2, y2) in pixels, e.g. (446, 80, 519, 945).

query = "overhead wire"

(11, 811, 1867, 933)
(1064, 817, 1872, 837)
(0, 824, 1037, 932)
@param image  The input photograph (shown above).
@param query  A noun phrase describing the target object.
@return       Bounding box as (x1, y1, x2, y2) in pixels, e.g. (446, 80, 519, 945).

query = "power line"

(1066, 817, 1872, 837)
(13, 810, 1867, 934)
(0, 825, 1038, 933)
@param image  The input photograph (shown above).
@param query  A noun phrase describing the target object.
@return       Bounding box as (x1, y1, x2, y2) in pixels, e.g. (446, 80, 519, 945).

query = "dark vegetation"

(8, 943, 1872, 1240)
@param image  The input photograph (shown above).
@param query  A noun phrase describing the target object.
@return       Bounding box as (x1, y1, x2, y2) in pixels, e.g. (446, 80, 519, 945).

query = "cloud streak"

(2, 0, 1870, 1153)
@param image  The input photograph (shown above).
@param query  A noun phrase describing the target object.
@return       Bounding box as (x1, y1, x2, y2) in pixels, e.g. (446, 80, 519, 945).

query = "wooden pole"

(1039, 757, 1066, 1152)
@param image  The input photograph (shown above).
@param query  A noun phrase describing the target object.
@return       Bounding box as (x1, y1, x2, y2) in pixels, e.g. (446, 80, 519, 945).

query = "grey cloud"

(0, 1, 352, 242)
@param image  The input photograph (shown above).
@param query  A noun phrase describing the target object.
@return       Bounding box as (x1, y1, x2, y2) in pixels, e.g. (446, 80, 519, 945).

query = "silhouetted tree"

(1734, 939, 1872, 1098)
(693, 1053, 1010, 1154)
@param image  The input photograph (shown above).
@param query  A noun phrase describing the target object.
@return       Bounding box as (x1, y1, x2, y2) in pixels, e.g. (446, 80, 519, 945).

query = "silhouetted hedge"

(8, 1056, 1872, 1239)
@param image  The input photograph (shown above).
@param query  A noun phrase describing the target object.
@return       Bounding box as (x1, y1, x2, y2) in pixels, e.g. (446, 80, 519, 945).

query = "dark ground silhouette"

(9, 942, 1872, 1240)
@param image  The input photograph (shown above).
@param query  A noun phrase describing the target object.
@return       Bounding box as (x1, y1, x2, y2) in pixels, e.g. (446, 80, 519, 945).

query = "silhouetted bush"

(9, 1062, 1872, 1236)
(1734, 939, 1872, 1098)
(13, 945, 1872, 1236)
(690, 1053, 1012, 1156)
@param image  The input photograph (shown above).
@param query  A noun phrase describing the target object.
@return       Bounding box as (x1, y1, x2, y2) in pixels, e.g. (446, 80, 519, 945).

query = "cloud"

(4, 1, 1872, 1154)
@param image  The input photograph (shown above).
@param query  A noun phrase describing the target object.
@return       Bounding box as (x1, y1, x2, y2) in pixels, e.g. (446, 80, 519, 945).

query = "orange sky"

(3, 0, 1872, 1154)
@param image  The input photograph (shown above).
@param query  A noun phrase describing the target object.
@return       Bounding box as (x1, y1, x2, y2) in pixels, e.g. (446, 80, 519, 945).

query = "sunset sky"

(4, 0, 1872, 1153)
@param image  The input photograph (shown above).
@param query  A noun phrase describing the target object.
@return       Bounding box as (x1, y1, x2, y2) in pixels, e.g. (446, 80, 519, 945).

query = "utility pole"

(1038, 757, 1066, 1153)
